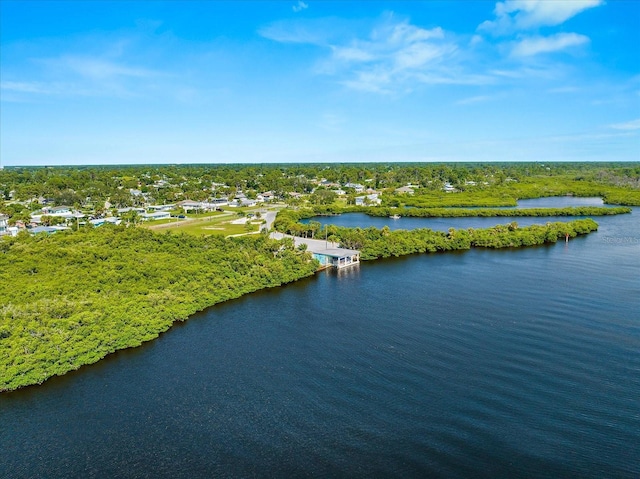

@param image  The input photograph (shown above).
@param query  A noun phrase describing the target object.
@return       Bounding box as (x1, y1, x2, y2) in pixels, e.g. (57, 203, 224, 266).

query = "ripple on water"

(1, 209, 639, 478)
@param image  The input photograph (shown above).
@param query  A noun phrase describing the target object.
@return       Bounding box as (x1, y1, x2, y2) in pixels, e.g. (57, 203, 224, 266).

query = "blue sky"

(1, 0, 639, 165)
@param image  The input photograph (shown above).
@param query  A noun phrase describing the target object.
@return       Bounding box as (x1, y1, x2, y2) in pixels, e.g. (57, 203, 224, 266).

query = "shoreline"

(0, 218, 600, 393)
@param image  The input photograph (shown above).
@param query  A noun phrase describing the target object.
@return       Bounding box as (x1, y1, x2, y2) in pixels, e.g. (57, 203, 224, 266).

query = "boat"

(389, 214, 401, 219)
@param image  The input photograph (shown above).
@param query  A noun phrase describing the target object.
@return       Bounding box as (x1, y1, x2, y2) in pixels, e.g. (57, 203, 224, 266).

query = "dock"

(270, 232, 360, 269)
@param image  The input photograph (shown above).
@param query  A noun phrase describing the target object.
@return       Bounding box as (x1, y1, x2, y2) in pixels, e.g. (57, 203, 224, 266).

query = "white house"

(147, 204, 174, 212)
(177, 200, 204, 212)
(211, 198, 229, 207)
(355, 194, 381, 206)
(345, 182, 365, 193)
(141, 211, 171, 221)
(118, 207, 146, 214)
(31, 207, 85, 223)
(395, 186, 415, 195)
(260, 191, 276, 201)
(90, 217, 121, 227)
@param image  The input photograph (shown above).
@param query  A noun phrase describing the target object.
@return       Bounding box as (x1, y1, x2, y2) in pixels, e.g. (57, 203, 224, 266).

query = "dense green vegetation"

(328, 219, 599, 260)
(273, 209, 599, 260)
(0, 226, 317, 392)
(1, 161, 636, 392)
(273, 206, 625, 239)
(1, 163, 638, 222)
(395, 177, 640, 207)
(284, 205, 630, 220)
(376, 206, 630, 217)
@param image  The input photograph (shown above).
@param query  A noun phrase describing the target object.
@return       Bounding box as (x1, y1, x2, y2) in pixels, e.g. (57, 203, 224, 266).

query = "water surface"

(1, 207, 638, 479)
(303, 213, 589, 232)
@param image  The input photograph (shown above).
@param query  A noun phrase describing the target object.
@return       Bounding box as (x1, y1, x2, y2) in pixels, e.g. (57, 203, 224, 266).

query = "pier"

(270, 232, 360, 269)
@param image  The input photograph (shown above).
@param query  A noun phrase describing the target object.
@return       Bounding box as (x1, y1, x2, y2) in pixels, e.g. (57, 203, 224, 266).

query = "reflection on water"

(303, 197, 620, 233)
(516, 196, 606, 208)
(332, 262, 361, 280)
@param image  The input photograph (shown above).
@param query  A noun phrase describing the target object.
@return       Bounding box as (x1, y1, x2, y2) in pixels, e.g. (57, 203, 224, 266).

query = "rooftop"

(314, 248, 360, 258)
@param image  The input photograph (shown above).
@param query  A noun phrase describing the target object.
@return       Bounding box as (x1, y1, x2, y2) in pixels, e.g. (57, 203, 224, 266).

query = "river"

(1, 201, 639, 478)
(301, 197, 621, 232)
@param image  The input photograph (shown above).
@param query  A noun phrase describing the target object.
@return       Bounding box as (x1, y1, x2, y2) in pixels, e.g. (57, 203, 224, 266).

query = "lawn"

(145, 212, 262, 236)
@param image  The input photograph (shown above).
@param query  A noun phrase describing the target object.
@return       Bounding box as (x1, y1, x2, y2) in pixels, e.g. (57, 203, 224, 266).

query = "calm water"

(304, 213, 591, 232)
(515, 196, 607, 208)
(1, 207, 639, 478)
(304, 197, 617, 232)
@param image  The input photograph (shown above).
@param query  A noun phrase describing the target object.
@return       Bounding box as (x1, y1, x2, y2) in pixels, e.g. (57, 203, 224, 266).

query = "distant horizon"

(2, 1, 639, 166)
(2, 159, 639, 169)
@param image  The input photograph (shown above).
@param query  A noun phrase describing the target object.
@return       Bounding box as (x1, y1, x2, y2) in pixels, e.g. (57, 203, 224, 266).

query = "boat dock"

(270, 232, 360, 269)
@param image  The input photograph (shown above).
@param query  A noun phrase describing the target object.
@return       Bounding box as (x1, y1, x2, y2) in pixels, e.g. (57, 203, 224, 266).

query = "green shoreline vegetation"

(1, 162, 637, 392)
(281, 205, 631, 220)
(326, 219, 599, 260)
(0, 227, 318, 392)
(1, 217, 600, 392)
(273, 210, 599, 260)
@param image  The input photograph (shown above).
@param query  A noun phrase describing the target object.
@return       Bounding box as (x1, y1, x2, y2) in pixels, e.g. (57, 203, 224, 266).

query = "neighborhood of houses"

(0, 174, 476, 237)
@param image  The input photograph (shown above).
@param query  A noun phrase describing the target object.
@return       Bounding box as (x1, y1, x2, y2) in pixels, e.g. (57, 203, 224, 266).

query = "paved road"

(261, 211, 277, 231)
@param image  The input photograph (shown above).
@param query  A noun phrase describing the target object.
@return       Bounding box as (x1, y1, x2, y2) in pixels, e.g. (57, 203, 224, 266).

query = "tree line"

(328, 219, 598, 260)
(0, 226, 318, 392)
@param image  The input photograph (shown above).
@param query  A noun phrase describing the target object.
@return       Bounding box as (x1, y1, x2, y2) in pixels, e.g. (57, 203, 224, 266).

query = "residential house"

(355, 194, 381, 206)
(90, 217, 121, 227)
(146, 204, 174, 212)
(117, 207, 146, 214)
(210, 198, 229, 207)
(140, 211, 171, 221)
(177, 200, 204, 213)
(32, 206, 85, 224)
(395, 186, 415, 195)
(260, 191, 275, 201)
(344, 182, 365, 193)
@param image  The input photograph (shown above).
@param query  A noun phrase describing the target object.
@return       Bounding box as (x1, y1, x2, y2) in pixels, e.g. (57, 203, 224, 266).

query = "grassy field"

(143, 211, 263, 236)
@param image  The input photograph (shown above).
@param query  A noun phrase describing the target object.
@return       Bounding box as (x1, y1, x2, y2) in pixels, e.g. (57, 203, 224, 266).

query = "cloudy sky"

(1, 0, 638, 165)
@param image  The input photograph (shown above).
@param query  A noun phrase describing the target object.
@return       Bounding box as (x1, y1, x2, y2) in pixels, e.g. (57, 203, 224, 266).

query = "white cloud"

(331, 46, 375, 63)
(414, 71, 494, 86)
(341, 69, 393, 94)
(53, 56, 159, 79)
(3, 49, 168, 101)
(258, 18, 338, 45)
(469, 35, 484, 47)
(292, 1, 308, 13)
(610, 119, 640, 131)
(479, 0, 603, 34)
(263, 15, 472, 93)
(0, 81, 51, 94)
(393, 41, 455, 70)
(510, 33, 589, 57)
